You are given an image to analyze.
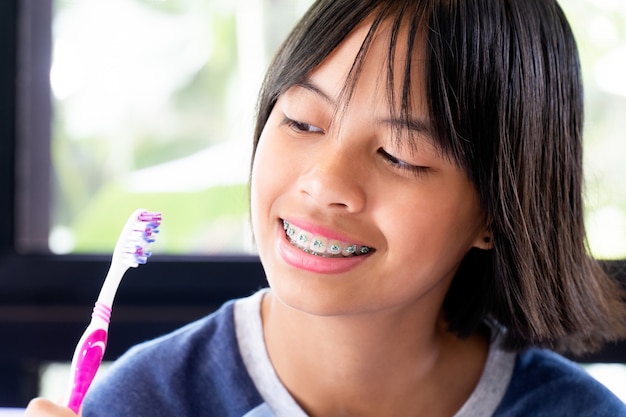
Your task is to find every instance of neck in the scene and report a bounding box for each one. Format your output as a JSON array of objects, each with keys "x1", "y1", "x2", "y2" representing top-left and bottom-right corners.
[{"x1": 261, "y1": 291, "x2": 489, "y2": 417}]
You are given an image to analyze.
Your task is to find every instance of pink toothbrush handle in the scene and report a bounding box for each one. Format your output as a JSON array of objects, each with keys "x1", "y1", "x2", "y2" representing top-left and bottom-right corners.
[{"x1": 67, "y1": 328, "x2": 108, "y2": 413}]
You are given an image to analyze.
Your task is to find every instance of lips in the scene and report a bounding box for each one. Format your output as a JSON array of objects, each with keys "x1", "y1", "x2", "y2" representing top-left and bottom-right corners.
[{"x1": 282, "y1": 219, "x2": 374, "y2": 258}]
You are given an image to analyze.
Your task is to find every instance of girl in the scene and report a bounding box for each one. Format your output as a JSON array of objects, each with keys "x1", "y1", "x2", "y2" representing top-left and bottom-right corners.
[{"x1": 26, "y1": 0, "x2": 626, "y2": 415}]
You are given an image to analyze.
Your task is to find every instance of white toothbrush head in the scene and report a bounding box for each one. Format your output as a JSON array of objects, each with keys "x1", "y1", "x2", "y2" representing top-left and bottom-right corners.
[{"x1": 112, "y1": 208, "x2": 162, "y2": 268}]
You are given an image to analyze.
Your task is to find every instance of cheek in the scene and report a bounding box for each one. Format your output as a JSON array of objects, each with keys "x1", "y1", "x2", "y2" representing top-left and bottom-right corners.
[
  {"x1": 250, "y1": 136, "x2": 273, "y2": 224},
  {"x1": 250, "y1": 125, "x2": 290, "y2": 230},
  {"x1": 379, "y1": 189, "x2": 483, "y2": 261}
]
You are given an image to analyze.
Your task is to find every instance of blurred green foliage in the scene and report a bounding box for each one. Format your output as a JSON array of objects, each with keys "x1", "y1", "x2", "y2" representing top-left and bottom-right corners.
[{"x1": 70, "y1": 183, "x2": 250, "y2": 254}]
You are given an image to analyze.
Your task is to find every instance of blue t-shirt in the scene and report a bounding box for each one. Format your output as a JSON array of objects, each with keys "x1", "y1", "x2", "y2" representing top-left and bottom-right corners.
[{"x1": 83, "y1": 291, "x2": 626, "y2": 416}]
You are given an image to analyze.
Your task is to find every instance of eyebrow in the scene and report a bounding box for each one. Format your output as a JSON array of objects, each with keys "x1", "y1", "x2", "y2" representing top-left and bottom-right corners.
[
  {"x1": 293, "y1": 78, "x2": 434, "y2": 138},
  {"x1": 293, "y1": 79, "x2": 336, "y2": 106},
  {"x1": 380, "y1": 117, "x2": 432, "y2": 136}
]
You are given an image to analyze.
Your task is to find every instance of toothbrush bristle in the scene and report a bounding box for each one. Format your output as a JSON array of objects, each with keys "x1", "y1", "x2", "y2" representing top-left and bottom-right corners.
[{"x1": 121, "y1": 210, "x2": 162, "y2": 266}]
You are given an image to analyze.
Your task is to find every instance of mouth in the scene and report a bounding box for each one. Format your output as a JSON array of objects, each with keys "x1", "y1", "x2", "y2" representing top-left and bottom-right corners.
[{"x1": 282, "y1": 219, "x2": 374, "y2": 258}]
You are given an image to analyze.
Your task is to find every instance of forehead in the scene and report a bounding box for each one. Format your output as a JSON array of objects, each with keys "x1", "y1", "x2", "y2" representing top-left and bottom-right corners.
[{"x1": 306, "y1": 16, "x2": 428, "y2": 112}]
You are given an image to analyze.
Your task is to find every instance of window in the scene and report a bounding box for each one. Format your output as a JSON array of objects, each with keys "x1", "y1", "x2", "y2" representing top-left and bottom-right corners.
[
  {"x1": 562, "y1": 0, "x2": 626, "y2": 260},
  {"x1": 20, "y1": 0, "x2": 314, "y2": 256}
]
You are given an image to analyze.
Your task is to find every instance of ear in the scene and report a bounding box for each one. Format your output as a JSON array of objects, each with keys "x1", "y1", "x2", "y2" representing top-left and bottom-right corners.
[{"x1": 472, "y1": 227, "x2": 493, "y2": 250}]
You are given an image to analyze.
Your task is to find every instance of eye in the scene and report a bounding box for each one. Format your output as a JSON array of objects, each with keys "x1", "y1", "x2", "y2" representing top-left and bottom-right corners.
[
  {"x1": 281, "y1": 116, "x2": 325, "y2": 134},
  {"x1": 377, "y1": 148, "x2": 430, "y2": 177}
]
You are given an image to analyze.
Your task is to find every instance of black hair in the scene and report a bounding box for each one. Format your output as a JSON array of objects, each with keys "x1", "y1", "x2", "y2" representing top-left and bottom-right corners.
[{"x1": 252, "y1": 0, "x2": 626, "y2": 355}]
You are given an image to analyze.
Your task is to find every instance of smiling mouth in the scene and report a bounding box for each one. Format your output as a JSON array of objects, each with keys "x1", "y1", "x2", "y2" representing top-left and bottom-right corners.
[{"x1": 282, "y1": 220, "x2": 374, "y2": 258}]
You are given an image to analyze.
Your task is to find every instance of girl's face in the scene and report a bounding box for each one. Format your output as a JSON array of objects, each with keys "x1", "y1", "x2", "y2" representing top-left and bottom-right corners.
[{"x1": 250, "y1": 20, "x2": 490, "y2": 319}]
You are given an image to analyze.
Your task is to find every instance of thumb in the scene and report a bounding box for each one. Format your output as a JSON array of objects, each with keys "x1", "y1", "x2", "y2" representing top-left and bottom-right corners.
[{"x1": 24, "y1": 398, "x2": 80, "y2": 417}]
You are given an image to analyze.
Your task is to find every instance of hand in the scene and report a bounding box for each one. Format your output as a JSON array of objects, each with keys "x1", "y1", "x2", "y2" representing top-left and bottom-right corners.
[{"x1": 24, "y1": 398, "x2": 80, "y2": 417}]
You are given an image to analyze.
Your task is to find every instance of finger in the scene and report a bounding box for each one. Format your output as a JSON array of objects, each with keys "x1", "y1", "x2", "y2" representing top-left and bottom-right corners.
[{"x1": 24, "y1": 398, "x2": 79, "y2": 417}]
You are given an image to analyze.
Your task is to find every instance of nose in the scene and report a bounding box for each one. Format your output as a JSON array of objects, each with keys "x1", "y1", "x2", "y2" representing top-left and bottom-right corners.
[{"x1": 297, "y1": 146, "x2": 367, "y2": 213}]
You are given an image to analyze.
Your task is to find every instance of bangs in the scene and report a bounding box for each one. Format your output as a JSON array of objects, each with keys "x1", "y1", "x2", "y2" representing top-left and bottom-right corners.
[{"x1": 333, "y1": 3, "x2": 468, "y2": 167}]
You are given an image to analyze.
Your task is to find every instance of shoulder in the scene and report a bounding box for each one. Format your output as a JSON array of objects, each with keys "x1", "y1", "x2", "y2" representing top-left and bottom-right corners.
[
  {"x1": 495, "y1": 348, "x2": 626, "y2": 417},
  {"x1": 83, "y1": 296, "x2": 265, "y2": 417},
  {"x1": 110, "y1": 298, "x2": 238, "y2": 369}
]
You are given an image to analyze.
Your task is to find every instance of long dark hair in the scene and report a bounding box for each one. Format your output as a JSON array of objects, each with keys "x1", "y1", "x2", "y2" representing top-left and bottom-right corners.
[{"x1": 252, "y1": 0, "x2": 626, "y2": 355}]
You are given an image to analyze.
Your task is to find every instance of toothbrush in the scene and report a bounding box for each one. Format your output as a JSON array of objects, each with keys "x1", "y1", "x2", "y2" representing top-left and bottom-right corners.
[{"x1": 65, "y1": 208, "x2": 162, "y2": 413}]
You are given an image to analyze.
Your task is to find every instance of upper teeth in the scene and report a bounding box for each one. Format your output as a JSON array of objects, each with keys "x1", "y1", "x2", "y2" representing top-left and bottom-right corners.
[{"x1": 283, "y1": 220, "x2": 372, "y2": 257}]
